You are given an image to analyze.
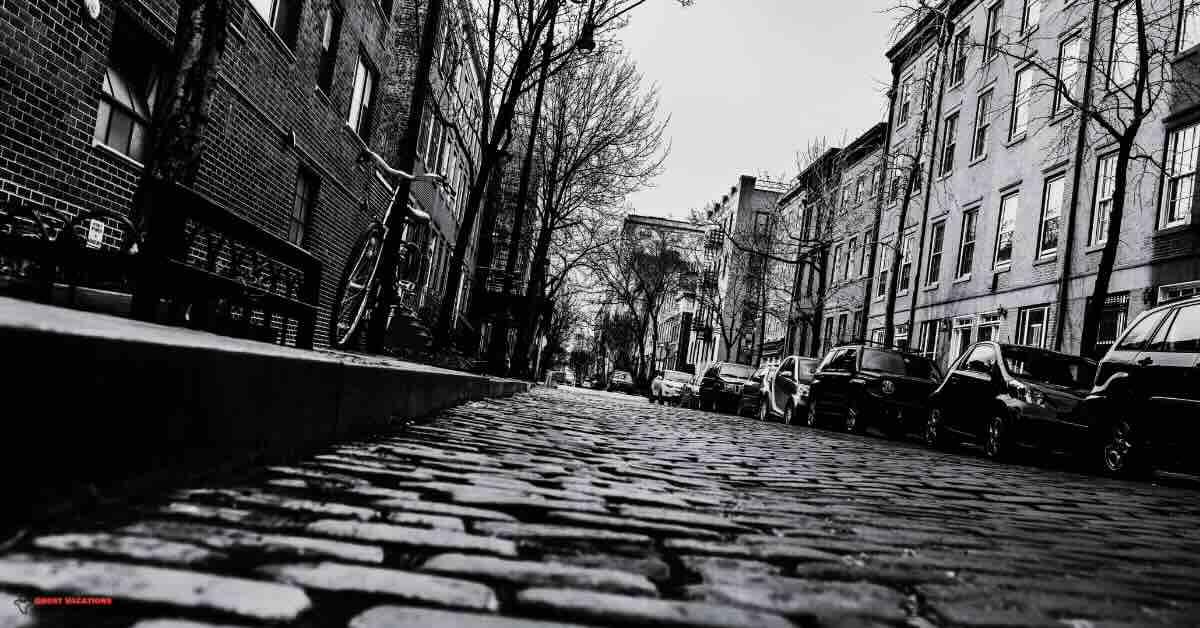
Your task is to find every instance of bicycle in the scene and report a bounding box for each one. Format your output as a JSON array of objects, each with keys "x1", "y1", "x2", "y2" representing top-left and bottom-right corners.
[
  {"x1": 330, "y1": 126, "x2": 449, "y2": 348},
  {"x1": 0, "y1": 198, "x2": 141, "y2": 300}
]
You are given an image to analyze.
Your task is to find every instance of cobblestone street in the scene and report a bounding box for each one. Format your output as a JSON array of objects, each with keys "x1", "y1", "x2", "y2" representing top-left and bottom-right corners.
[{"x1": 4, "y1": 387, "x2": 1200, "y2": 628}]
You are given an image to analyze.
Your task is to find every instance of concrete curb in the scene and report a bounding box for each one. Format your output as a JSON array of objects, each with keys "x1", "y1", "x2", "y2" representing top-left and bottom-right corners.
[{"x1": 0, "y1": 297, "x2": 531, "y2": 517}]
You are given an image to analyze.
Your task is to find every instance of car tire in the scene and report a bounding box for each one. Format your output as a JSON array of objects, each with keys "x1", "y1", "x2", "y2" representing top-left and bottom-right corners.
[
  {"x1": 983, "y1": 415, "x2": 1009, "y2": 461},
  {"x1": 924, "y1": 407, "x2": 947, "y2": 449},
  {"x1": 1099, "y1": 418, "x2": 1149, "y2": 478},
  {"x1": 844, "y1": 398, "x2": 863, "y2": 434}
]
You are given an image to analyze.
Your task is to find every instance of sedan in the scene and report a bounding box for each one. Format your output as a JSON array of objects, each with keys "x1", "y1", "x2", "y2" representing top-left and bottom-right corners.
[
  {"x1": 926, "y1": 342, "x2": 1096, "y2": 460},
  {"x1": 650, "y1": 369, "x2": 693, "y2": 405},
  {"x1": 758, "y1": 355, "x2": 818, "y2": 423},
  {"x1": 736, "y1": 365, "x2": 771, "y2": 417}
]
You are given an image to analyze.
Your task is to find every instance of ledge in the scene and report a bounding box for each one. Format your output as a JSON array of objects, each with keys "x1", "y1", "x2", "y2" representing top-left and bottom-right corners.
[{"x1": 1, "y1": 297, "x2": 531, "y2": 515}]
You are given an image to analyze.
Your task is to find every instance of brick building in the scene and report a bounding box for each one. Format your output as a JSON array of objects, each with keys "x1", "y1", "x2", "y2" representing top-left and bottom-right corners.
[
  {"x1": 867, "y1": 0, "x2": 1200, "y2": 369},
  {"x1": 0, "y1": 0, "x2": 479, "y2": 345}
]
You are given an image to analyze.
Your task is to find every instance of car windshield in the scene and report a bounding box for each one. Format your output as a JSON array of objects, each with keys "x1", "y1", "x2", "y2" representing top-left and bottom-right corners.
[
  {"x1": 663, "y1": 370, "x2": 691, "y2": 383},
  {"x1": 861, "y1": 348, "x2": 939, "y2": 380},
  {"x1": 1001, "y1": 346, "x2": 1095, "y2": 389},
  {"x1": 796, "y1": 359, "x2": 817, "y2": 378},
  {"x1": 720, "y1": 364, "x2": 757, "y2": 379}
]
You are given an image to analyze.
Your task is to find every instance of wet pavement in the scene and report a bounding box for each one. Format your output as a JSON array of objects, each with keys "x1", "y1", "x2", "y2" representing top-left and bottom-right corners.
[{"x1": 3, "y1": 386, "x2": 1200, "y2": 627}]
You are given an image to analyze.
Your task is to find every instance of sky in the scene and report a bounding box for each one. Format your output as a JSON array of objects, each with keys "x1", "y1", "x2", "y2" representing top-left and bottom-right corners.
[{"x1": 617, "y1": 0, "x2": 898, "y2": 220}]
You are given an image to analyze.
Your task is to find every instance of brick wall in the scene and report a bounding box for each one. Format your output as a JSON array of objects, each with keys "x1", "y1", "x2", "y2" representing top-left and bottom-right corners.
[{"x1": 0, "y1": 0, "x2": 473, "y2": 347}]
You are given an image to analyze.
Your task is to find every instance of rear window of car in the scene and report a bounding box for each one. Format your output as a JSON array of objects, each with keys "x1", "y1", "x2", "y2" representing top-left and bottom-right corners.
[
  {"x1": 796, "y1": 358, "x2": 818, "y2": 378},
  {"x1": 861, "y1": 348, "x2": 938, "y2": 380},
  {"x1": 720, "y1": 364, "x2": 757, "y2": 379},
  {"x1": 1001, "y1": 346, "x2": 1095, "y2": 389}
]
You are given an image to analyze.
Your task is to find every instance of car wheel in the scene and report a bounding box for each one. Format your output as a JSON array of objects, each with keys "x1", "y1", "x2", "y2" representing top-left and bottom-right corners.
[
  {"x1": 924, "y1": 407, "x2": 946, "y2": 448},
  {"x1": 1100, "y1": 419, "x2": 1147, "y2": 477},
  {"x1": 784, "y1": 400, "x2": 796, "y2": 425},
  {"x1": 844, "y1": 399, "x2": 862, "y2": 434},
  {"x1": 983, "y1": 415, "x2": 1008, "y2": 460}
]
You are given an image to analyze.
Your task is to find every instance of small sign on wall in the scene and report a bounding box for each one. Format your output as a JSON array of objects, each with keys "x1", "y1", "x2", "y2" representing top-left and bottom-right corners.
[{"x1": 86, "y1": 219, "x2": 105, "y2": 249}]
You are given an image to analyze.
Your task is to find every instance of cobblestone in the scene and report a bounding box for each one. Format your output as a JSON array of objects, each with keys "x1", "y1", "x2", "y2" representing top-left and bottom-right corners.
[{"x1": 5, "y1": 387, "x2": 1200, "y2": 626}]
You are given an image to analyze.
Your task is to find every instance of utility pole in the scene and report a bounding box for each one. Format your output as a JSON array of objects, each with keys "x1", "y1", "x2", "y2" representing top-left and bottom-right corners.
[
  {"x1": 366, "y1": 0, "x2": 445, "y2": 352},
  {"x1": 489, "y1": 1, "x2": 559, "y2": 373}
]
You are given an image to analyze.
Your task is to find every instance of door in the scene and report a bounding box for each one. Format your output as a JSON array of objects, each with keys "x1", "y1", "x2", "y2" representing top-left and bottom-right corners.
[
  {"x1": 946, "y1": 343, "x2": 1000, "y2": 436},
  {"x1": 772, "y1": 357, "x2": 797, "y2": 414},
  {"x1": 1135, "y1": 304, "x2": 1200, "y2": 460},
  {"x1": 819, "y1": 348, "x2": 858, "y2": 412}
]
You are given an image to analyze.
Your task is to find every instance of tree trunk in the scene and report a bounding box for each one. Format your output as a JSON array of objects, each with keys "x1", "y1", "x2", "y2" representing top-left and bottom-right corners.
[
  {"x1": 1080, "y1": 141, "x2": 1133, "y2": 357},
  {"x1": 511, "y1": 212, "x2": 554, "y2": 376}
]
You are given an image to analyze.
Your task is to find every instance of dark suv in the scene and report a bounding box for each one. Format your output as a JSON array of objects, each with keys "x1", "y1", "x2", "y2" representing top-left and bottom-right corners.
[
  {"x1": 697, "y1": 361, "x2": 758, "y2": 413},
  {"x1": 806, "y1": 343, "x2": 942, "y2": 436},
  {"x1": 926, "y1": 342, "x2": 1096, "y2": 460},
  {"x1": 1082, "y1": 294, "x2": 1200, "y2": 476}
]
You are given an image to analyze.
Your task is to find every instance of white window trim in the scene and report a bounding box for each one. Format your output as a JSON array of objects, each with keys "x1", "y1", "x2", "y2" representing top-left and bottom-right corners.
[
  {"x1": 1038, "y1": 175, "x2": 1066, "y2": 258},
  {"x1": 1160, "y1": 280, "x2": 1200, "y2": 302}
]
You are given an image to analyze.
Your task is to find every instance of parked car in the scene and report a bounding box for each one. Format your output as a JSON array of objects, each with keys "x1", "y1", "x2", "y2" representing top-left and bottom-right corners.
[
  {"x1": 807, "y1": 343, "x2": 941, "y2": 435},
  {"x1": 736, "y1": 365, "x2": 772, "y2": 417},
  {"x1": 650, "y1": 369, "x2": 693, "y2": 405},
  {"x1": 758, "y1": 355, "x2": 819, "y2": 423},
  {"x1": 680, "y1": 368, "x2": 705, "y2": 409},
  {"x1": 1081, "y1": 294, "x2": 1200, "y2": 476},
  {"x1": 925, "y1": 342, "x2": 1096, "y2": 460},
  {"x1": 697, "y1": 362, "x2": 758, "y2": 413},
  {"x1": 607, "y1": 370, "x2": 636, "y2": 394},
  {"x1": 548, "y1": 370, "x2": 575, "y2": 386}
]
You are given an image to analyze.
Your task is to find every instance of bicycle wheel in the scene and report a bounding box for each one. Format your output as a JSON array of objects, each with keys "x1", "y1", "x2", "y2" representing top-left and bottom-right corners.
[{"x1": 330, "y1": 225, "x2": 384, "y2": 347}]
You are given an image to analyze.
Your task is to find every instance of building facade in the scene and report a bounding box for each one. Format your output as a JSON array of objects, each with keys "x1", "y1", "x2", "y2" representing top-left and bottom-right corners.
[
  {"x1": 694, "y1": 175, "x2": 788, "y2": 367},
  {"x1": 0, "y1": 0, "x2": 479, "y2": 345},
  {"x1": 867, "y1": 0, "x2": 1200, "y2": 371}
]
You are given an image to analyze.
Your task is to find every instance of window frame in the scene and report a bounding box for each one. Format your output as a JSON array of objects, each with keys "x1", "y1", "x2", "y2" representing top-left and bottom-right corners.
[
  {"x1": 899, "y1": 73, "x2": 914, "y2": 125},
  {"x1": 1162, "y1": 121, "x2": 1199, "y2": 229},
  {"x1": 316, "y1": 3, "x2": 343, "y2": 94},
  {"x1": 1038, "y1": 174, "x2": 1066, "y2": 258},
  {"x1": 1053, "y1": 34, "x2": 1081, "y2": 117},
  {"x1": 1015, "y1": 305, "x2": 1051, "y2": 348},
  {"x1": 984, "y1": 1, "x2": 1003, "y2": 61},
  {"x1": 950, "y1": 28, "x2": 970, "y2": 86},
  {"x1": 926, "y1": 220, "x2": 946, "y2": 286},
  {"x1": 972, "y1": 89, "x2": 993, "y2": 160},
  {"x1": 1109, "y1": 1, "x2": 1138, "y2": 89},
  {"x1": 1091, "y1": 152, "x2": 1117, "y2": 245},
  {"x1": 1010, "y1": 65, "x2": 1032, "y2": 140},
  {"x1": 348, "y1": 52, "x2": 378, "y2": 138},
  {"x1": 249, "y1": 0, "x2": 301, "y2": 49},
  {"x1": 941, "y1": 111, "x2": 959, "y2": 176},
  {"x1": 994, "y1": 191, "x2": 1019, "y2": 269},
  {"x1": 898, "y1": 233, "x2": 915, "y2": 294},
  {"x1": 1020, "y1": 0, "x2": 1041, "y2": 34},
  {"x1": 957, "y1": 208, "x2": 978, "y2": 279},
  {"x1": 289, "y1": 167, "x2": 319, "y2": 246},
  {"x1": 1180, "y1": 0, "x2": 1200, "y2": 52}
]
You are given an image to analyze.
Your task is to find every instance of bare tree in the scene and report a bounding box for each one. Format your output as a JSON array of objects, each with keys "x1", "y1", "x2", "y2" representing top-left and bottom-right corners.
[{"x1": 432, "y1": 0, "x2": 691, "y2": 346}]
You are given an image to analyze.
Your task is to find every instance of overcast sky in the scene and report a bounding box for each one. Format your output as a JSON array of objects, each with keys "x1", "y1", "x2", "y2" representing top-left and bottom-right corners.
[{"x1": 618, "y1": 0, "x2": 897, "y2": 219}]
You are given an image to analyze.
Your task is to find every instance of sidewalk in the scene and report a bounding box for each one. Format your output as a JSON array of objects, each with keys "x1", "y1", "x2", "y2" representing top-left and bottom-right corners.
[{"x1": 0, "y1": 297, "x2": 530, "y2": 520}]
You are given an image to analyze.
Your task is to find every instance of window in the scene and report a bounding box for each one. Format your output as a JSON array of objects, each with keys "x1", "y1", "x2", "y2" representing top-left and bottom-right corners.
[
  {"x1": 317, "y1": 4, "x2": 343, "y2": 93},
  {"x1": 963, "y1": 344, "x2": 998, "y2": 374},
  {"x1": 1114, "y1": 308, "x2": 1169, "y2": 351},
  {"x1": 93, "y1": 21, "x2": 159, "y2": 163},
  {"x1": 1160, "y1": 280, "x2": 1200, "y2": 302},
  {"x1": 899, "y1": 74, "x2": 913, "y2": 124},
  {"x1": 972, "y1": 90, "x2": 992, "y2": 160},
  {"x1": 830, "y1": 347, "x2": 858, "y2": 371},
  {"x1": 895, "y1": 323, "x2": 910, "y2": 349},
  {"x1": 926, "y1": 221, "x2": 945, "y2": 285},
  {"x1": 249, "y1": 0, "x2": 301, "y2": 48},
  {"x1": 1150, "y1": 304, "x2": 1200, "y2": 352},
  {"x1": 1091, "y1": 153, "x2": 1117, "y2": 244},
  {"x1": 1094, "y1": 292, "x2": 1131, "y2": 354},
  {"x1": 898, "y1": 234, "x2": 914, "y2": 292},
  {"x1": 851, "y1": 310, "x2": 863, "y2": 341},
  {"x1": 918, "y1": 320, "x2": 941, "y2": 359},
  {"x1": 754, "y1": 212, "x2": 769, "y2": 238},
  {"x1": 876, "y1": 243, "x2": 891, "y2": 298},
  {"x1": 950, "y1": 316, "x2": 974, "y2": 363},
  {"x1": 1110, "y1": 2, "x2": 1137, "y2": 87},
  {"x1": 845, "y1": 237, "x2": 857, "y2": 281},
  {"x1": 823, "y1": 316, "x2": 835, "y2": 355},
  {"x1": 1020, "y1": 0, "x2": 1041, "y2": 33},
  {"x1": 985, "y1": 2, "x2": 1003, "y2": 60},
  {"x1": 837, "y1": 313, "x2": 849, "y2": 343},
  {"x1": 1053, "y1": 35, "x2": 1081, "y2": 117},
  {"x1": 1038, "y1": 175, "x2": 1065, "y2": 257},
  {"x1": 831, "y1": 244, "x2": 843, "y2": 285},
  {"x1": 1182, "y1": 0, "x2": 1200, "y2": 51},
  {"x1": 1016, "y1": 305, "x2": 1050, "y2": 348},
  {"x1": 923, "y1": 56, "x2": 937, "y2": 111},
  {"x1": 1164, "y1": 122, "x2": 1199, "y2": 228},
  {"x1": 957, "y1": 209, "x2": 977, "y2": 278},
  {"x1": 941, "y1": 112, "x2": 959, "y2": 176},
  {"x1": 977, "y1": 312, "x2": 1002, "y2": 341},
  {"x1": 859, "y1": 233, "x2": 870, "y2": 277},
  {"x1": 348, "y1": 54, "x2": 377, "y2": 137},
  {"x1": 870, "y1": 166, "x2": 881, "y2": 196},
  {"x1": 289, "y1": 168, "x2": 318, "y2": 245},
  {"x1": 439, "y1": 20, "x2": 459, "y2": 83},
  {"x1": 870, "y1": 328, "x2": 885, "y2": 344},
  {"x1": 950, "y1": 28, "x2": 969, "y2": 85},
  {"x1": 995, "y1": 192, "x2": 1018, "y2": 267},
  {"x1": 1010, "y1": 66, "x2": 1032, "y2": 139}
]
